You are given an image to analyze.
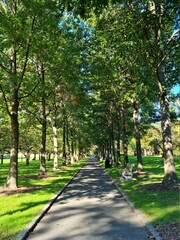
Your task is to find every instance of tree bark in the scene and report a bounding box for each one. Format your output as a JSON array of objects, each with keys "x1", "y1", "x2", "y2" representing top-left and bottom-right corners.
[
  {"x1": 111, "y1": 123, "x2": 116, "y2": 164},
  {"x1": 39, "y1": 65, "x2": 47, "y2": 175},
  {"x1": 66, "y1": 121, "x2": 71, "y2": 164},
  {"x1": 116, "y1": 121, "x2": 121, "y2": 164},
  {"x1": 25, "y1": 149, "x2": 30, "y2": 166},
  {"x1": 157, "y1": 69, "x2": 179, "y2": 186},
  {"x1": 47, "y1": 116, "x2": 59, "y2": 170},
  {"x1": 132, "y1": 99, "x2": 143, "y2": 172},
  {"x1": 53, "y1": 124, "x2": 58, "y2": 170},
  {"x1": 120, "y1": 105, "x2": 129, "y2": 167},
  {"x1": 70, "y1": 127, "x2": 75, "y2": 163},
  {"x1": 1, "y1": 153, "x2": 3, "y2": 164},
  {"x1": 6, "y1": 87, "x2": 19, "y2": 189},
  {"x1": 62, "y1": 119, "x2": 67, "y2": 165}
]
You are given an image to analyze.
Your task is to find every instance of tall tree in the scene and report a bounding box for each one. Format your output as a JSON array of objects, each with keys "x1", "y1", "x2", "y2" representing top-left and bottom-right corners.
[
  {"x1": 0, "y1": 0, "x2": 61, "y2": 187},
  {"x1": 0, "y1": 1, "x2": 37, "y2": 188},
  {"x1": 131, "y1": 0, "x2": 179, "y2": 186}
]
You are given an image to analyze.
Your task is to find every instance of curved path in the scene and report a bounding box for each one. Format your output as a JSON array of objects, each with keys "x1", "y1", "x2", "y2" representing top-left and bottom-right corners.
[{"x1": 25, "y1": 157, "x2": 152, "y2": 240}]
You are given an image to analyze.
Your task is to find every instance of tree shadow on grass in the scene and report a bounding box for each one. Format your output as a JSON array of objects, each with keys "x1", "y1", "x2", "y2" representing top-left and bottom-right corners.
[
  {"x1": 0, "y1": 186, "x2": 43, "y2": 196},
  {"x1": 0, "y1": 199, "x2": 48, "y2": 217},
  {"x1": 20, "y1": 174, "x2": 59, "y2": 179},
  {"x1": 139, "y1": 182, "x2": 180, "y2": 191}
]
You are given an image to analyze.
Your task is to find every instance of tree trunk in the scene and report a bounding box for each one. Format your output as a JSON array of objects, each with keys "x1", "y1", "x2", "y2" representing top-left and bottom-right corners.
[
  {"x1": 121, "y1": 105, "x2": 129, "y2": 167},
  {"x1": 109, "y1": 133, "x2": 112, "y2": 161},
  {"x1": 117, "y1": 119, "x2": 121, "y2": 164},
  {"x1": 70, "y1": 127, "x2": 75, "y2": 163},
  {"x1": 66, "y1": 121, "x2": 71, "y2": 164},
  {"x1": 111, "y1": 123, "x2": 116, "y2": 164},
  {"x1": 106, "y1": 139, "x2": 110, "y2": 159},
  {"x1": 6, "y1": 87, "x2": 19, "y2": 189},
  {"x1": 62, "y1": 119, "x2": 67, "y2": 165},
  {"x1": 102, "y1": 144, "x2": 106, "y2": 160},
  {"x1": 32, "y1": 153, "x2": 36, "y2": 160},
  {"x1": 53, "y1": 124, "x2": 58, "y2": 170},
  {"x1": 1, "y1": 150, "x2": 4, "y2": 164},
  {"x1": 157, "y1": 69, "x2": 179, "y2": 187},
  {"x1": 39, "y1": 111, "x2": 47, "y2": 175},
  {"x1": 132, "y1": 99, "x2": 143, "y2": 172},
  {"x1": 25, "y1": 149, "x2": 30, "y2": 166},
  {"x1": 39, "y1": 66, "x2": 47, "y2": 175},
  {"x1": 48, "y1": 116, "x2": 59, "y2": 170}
]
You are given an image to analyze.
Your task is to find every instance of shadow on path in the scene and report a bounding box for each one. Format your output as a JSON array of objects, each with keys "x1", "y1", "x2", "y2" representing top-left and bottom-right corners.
[{"x1": 26, "y1": 157, "x2": 150, "y2": 240}]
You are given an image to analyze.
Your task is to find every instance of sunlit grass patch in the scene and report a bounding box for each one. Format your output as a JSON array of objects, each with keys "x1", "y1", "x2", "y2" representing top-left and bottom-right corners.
[
  {"x1": 103, "y1": 156, "x2": 180, "y2": 226},
  {"x1": 0, "y1": 158, "x2": 87, "y2": 240}
]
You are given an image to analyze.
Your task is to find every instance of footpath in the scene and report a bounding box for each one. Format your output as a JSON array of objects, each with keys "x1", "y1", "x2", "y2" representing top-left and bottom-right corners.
[{"x1": 18, "y1": 156, "x2": 160, "y2": 240}]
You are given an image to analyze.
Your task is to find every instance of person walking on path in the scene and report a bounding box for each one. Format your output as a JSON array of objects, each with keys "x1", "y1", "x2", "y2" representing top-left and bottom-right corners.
[{"x1": 22, "y1": 156, "x2": 154, "y2": 240}]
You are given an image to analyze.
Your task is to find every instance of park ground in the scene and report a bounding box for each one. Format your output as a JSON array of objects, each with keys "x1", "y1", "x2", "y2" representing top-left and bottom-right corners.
[{"x1": 0, "y1": 156, "x2": 179, "y2": 240}]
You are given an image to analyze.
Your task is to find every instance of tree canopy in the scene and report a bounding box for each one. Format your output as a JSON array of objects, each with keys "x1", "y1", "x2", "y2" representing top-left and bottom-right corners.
[{"x1": 0, "y1": 0, "x2": 179, "y2": 189}]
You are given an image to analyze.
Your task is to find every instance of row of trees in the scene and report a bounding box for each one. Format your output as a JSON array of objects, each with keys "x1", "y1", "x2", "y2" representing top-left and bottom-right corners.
[
  {"x1": 0, "y1": 0, "x2": 179, "y2": 189},
  {"x1": 0, "y1": 1, "x2": 94, "y2": 189},
  {"x1": 87, "y1": 1, "x2": 179, "y2": 187}
]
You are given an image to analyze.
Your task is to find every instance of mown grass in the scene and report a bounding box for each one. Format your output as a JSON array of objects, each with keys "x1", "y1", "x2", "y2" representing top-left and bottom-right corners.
[
  {"x1": 0, "y1": 158, "x2": 87, "y2": 240},
  {"x1": 102, "y1": 156, "x2": 180, "y2": 227}
]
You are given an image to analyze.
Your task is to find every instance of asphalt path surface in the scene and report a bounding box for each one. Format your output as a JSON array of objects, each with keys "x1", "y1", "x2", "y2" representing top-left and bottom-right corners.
[{"x1": 27, "y1": 157, "x2": 150, "y2": 240}]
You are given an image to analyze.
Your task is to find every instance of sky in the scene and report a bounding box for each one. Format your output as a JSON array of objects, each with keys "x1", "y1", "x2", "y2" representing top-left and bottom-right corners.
[{"x1": 171, "y1": 84, "x2": 180, "y2": 94}]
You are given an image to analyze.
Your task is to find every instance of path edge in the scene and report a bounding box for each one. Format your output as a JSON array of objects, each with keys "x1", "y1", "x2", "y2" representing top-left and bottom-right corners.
[{"x1": 16, "y1": 160, "x2": 87, "y2": 240}]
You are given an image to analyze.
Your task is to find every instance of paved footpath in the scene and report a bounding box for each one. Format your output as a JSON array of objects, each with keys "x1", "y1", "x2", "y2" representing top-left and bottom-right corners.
[{"x1": 26, "y1": 157, "x2": 151, "y2": 240}]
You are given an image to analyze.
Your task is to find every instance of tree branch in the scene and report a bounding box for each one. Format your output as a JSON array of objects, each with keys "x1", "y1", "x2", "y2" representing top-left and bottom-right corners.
[
  {"x1": 0, "y1": 83, "x2": 11, "y2": 116},
  {"x1": 165, "y1": 29, "x2": 179, "y2": 47},
  {"x1": 18, "y1": 15, "x2": 36, "y2": 89},
  {"x1": 0, "y1": 62, "x2": 11, "y2": 74},
  {"x1": 19, "y1": 80, "x2": 40, "y2": 100}
]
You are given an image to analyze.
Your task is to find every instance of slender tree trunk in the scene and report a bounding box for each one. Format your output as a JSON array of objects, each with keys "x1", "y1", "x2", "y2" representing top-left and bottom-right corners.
[
  {"x1": 109, "y1": 134, "x2": 112, "y2": 160},
  {"x1": 157, "y1": 69, "x2": 179, "y2": 186},
  {"x1": 1, "y1": 153, "x2": 3, "y2": 164},
  {"x1": 106, "y1": 139, "x2": 110, "y2": 159},
  {"x1": 121, "y1": 105, "x2": 129, "y2": 167},
  {"x1": 62, "y1": 119, "x2": 67, "y2": 165},
  {"x1": 53, "y1": 124, "x2": 58, "y2": 170},
  {"x1": 25, "y1": 149, "x2": 30, "y2": 166},
  {"x1": 74, "y1": 137, "x2": 77, "y2": 161},
  {"x1": 39, "y1": 104, "x2": 47, "y2": 175},
  {"x1": 70, "y1": 127, "x2": 75, "y2": 163},
  {"x1": 111, "y1": 123, "x2": 116, "y2": 164},
  {"x1": 32, "y1": 153, "x2": 36, "y2": 160},
  {"x1": 117, "y1": 121, "x2": 121, "y2": 164},
  {"x1": 66, "y1": 121, "x2": 71, "y2": 164},
  {"x1": 132, "y1": 99, "x2": 143, "y2": 172},
  {"x1": 102, "y1": 144, "x2": 106, "y2": 160},
  {"x1": 39, "y1": 66, "x2": 46, "y2": 175},
  {"x1": 75, "y1": 145, "x2": 79, "y2": 161},
  {"x1": 6, "y1": 81, "x2": 19, "y2": 189},
  {"x1": 47, "y1": 116, "x2": 59, "y2": 170}
]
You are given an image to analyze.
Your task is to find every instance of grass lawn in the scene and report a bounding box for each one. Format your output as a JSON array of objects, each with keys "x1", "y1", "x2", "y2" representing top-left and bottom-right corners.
[
  {"x1": 0, "y1": 156, "x2": 179, "y2": 239},
  {"x1": 0, "y1": 158, "x2": 88, "y2": 240},
  {"x1": 102, "y1": 156, "x2": 180, "y2": 227}
]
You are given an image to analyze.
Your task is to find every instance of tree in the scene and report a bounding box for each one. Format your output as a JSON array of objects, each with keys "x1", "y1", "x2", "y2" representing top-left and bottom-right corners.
[
  {"x1": 134, "y1": 0, "x2": 179, "y2": 186},
  {"x1": 0, "y1": 0, "x2": 61, "y2": 188},
  {"x1": 92, "y1": 1, "x2": 179, "y2": 186},
  {"x1": 0, "y1": 1, "x2": 38, "y2": 188}
]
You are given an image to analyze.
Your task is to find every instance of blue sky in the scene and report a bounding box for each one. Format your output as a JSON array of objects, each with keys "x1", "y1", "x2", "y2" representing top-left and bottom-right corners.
[{"x1": 172, "y1": 84, "x2": 180, "y2": 94}]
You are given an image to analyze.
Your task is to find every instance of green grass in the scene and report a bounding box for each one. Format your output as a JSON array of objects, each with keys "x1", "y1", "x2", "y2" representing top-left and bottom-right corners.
[
  {"x1": 1, "y1": 156, "x2": 179, "y2": 239},
  {"x1": 102, "y1": 156, "x2": 180, "y2": 227},
  {"x1": 0, "y1": 158, "x2": 87, "y2": 240}
]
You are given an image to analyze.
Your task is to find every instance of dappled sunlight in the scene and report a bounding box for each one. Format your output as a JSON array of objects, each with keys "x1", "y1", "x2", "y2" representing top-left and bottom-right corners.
[
  {"x1": 105, "y1": 156, "x2": 179, "y2": 228},
  {"x1": 0, "y1": 158, "x2": 87, "y2": 239},
  {"x1": 27, "y1": 158, "x2": 149, "y2": 240}
]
